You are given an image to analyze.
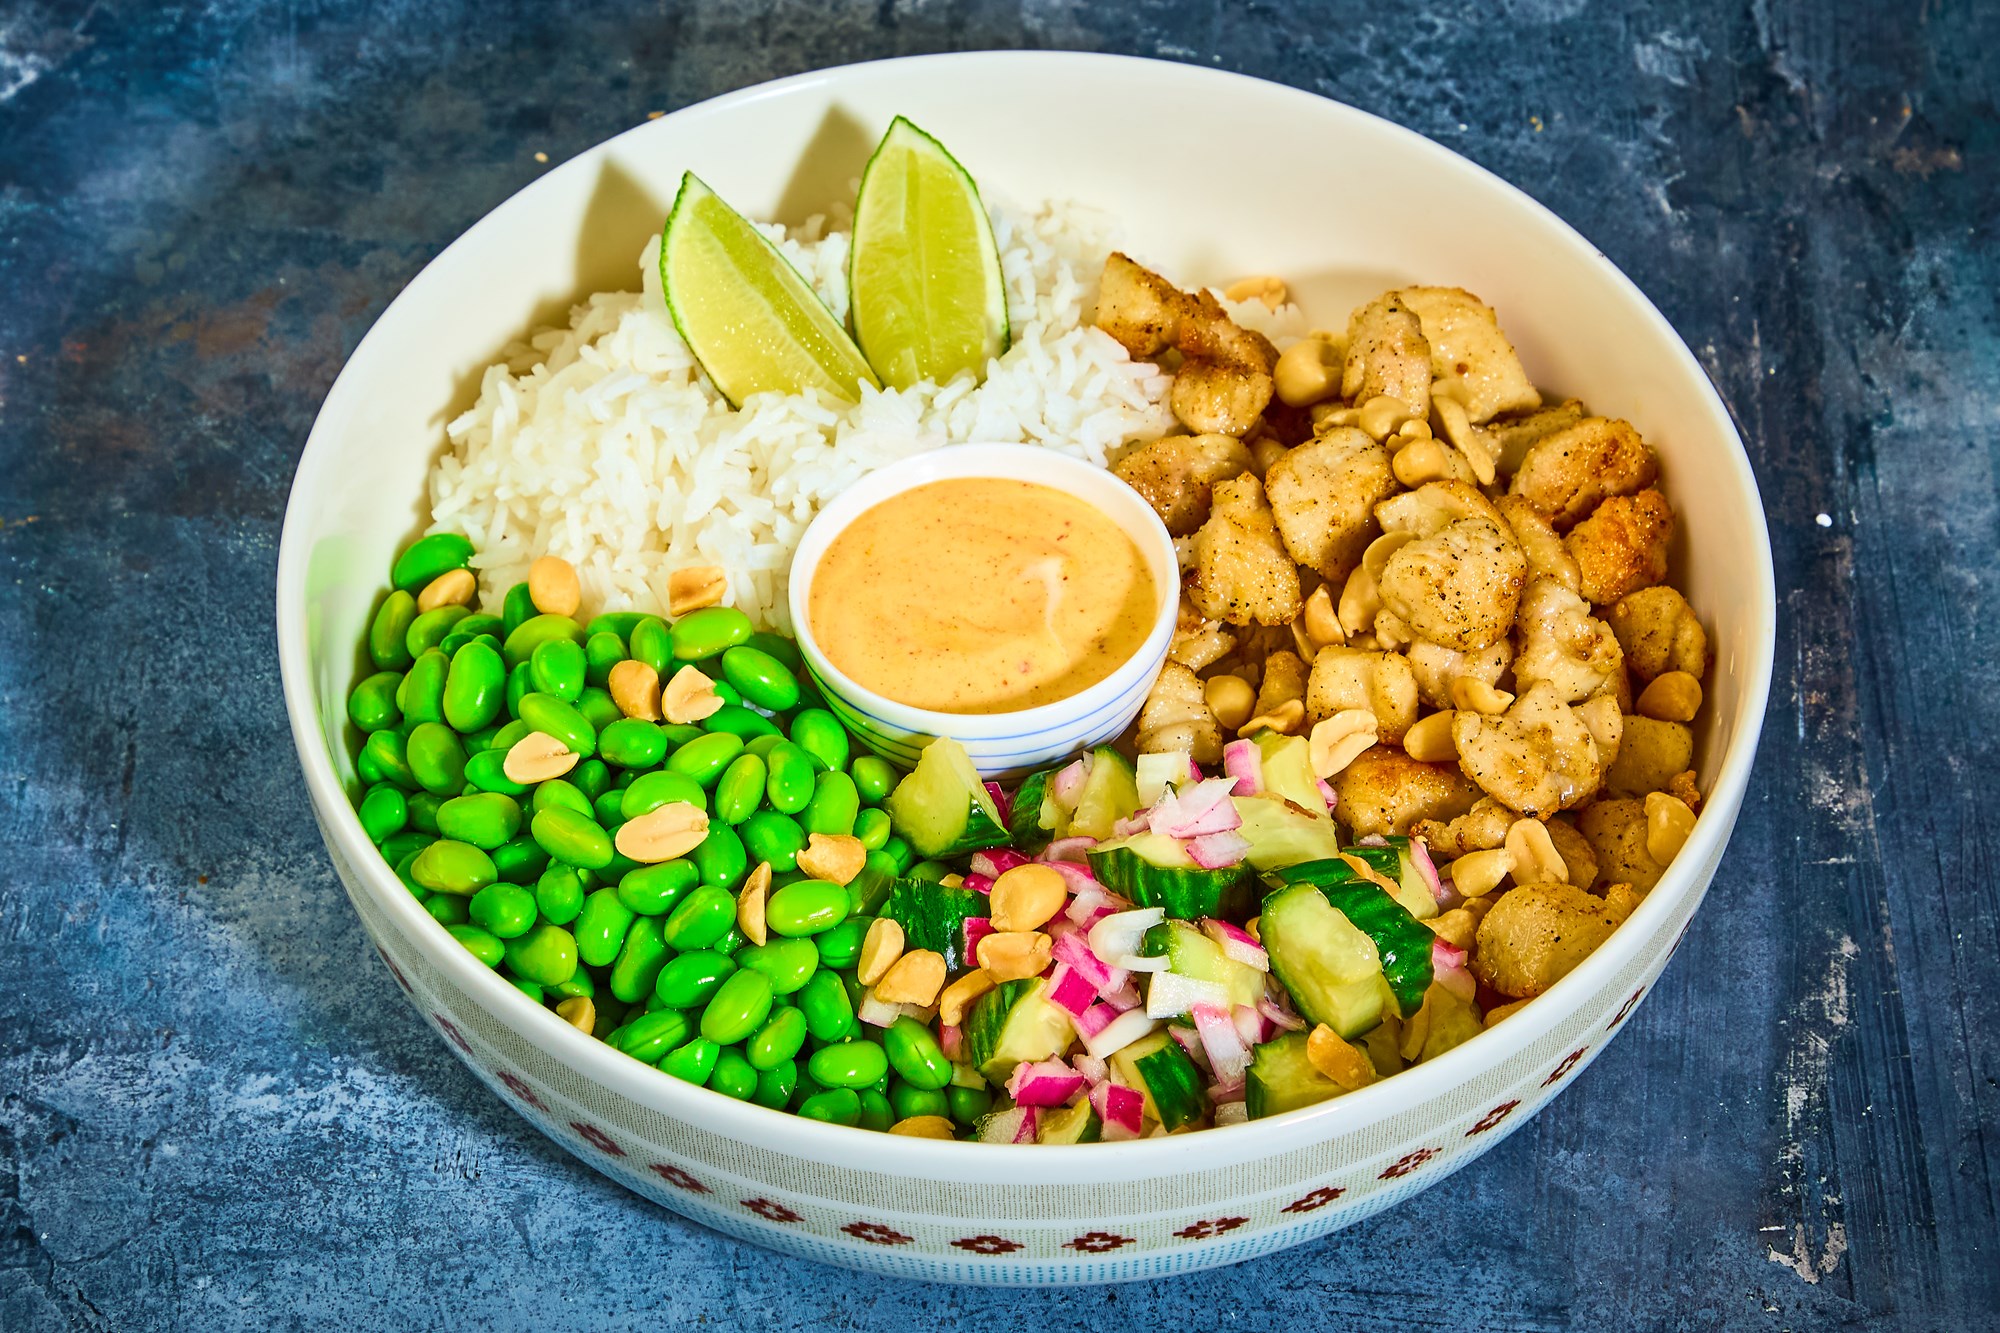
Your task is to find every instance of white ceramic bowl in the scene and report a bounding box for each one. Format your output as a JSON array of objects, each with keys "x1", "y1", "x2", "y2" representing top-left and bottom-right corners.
[
  {"x1": 277, "y1": 51, "x2": 1774, "y2": 1284},
  {"x1": 787, "y1": 443, "x2": 1180, "y2": 777}
]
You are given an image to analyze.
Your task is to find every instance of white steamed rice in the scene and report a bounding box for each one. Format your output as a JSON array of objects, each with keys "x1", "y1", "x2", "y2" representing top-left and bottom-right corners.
[{"x1": 427, "y1": 198, "x2": 1302, "y2": 632}]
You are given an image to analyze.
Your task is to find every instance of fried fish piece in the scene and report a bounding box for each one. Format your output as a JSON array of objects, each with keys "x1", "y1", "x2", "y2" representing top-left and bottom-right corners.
[{"x1": 1188, "y1": 474, "x2": 1303, "y2": 627}]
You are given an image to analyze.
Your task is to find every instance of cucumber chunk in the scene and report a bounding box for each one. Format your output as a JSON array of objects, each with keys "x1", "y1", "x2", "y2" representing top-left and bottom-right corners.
[
  {"x1": 1088, "y1": 834, "x2": 1253, "y2": 920},
  {"x1": 1141, "y1": 920, "x2": 1266, "y2": 1008},
  {"x1": 1007, "y1": 767, "x2": 1067, "y2": 855},
  {"x1": 1258, "y1": 883, "x2": 1385, "y2": 1038},
  {"x1": 963, "y1": 977, "x2": 1074, "y2": 1085},
  {"x1": 1109, "y1": 1029, "x2": 1209, "y2": 1131},
  {"x1": 1036, "y1": 1099, "x2": 1103, "y2": 1144},
  {"x1": 1067, "y1": 747, "x2": 1140, "y2": 840},
  {"x1": 882, "y1": 875, "x2": 986, "y2": 972},
  {"x1": 885, "y1": 737, "x2": 1008, "y2": 858},
  {"x1": 1245, "y1": 1031, "x2": 1347, "y2": 1119}
]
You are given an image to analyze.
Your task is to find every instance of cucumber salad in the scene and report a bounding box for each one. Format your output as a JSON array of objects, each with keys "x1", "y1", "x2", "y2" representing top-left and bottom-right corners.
[{"x1": 353, "y1": 115, "x2": 1716, "y2": 1142}]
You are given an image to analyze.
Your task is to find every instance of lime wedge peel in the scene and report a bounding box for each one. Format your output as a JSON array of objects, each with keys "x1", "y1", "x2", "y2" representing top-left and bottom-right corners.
[
  {"x1": 847, "y1": 116, "x2": 1011, "y2": 392},
  {"x1": 659, "y1": 173, "x2": 880, "y2": 408}
]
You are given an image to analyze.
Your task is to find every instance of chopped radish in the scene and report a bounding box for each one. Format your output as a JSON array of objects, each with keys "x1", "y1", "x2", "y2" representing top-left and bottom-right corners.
[
  {"x1": 970, "y1": 848, "x2": 1031, "y2": 880},
  {"x1": 1258, "y1": 996, "x2": 1306, "y2": 1031},
  {"x1": 1169, "y1": 1023, "x2": 1210, "y2": 1067},
  {"x1": 1043, "y1": 962, "x2": 1099, "y2": 1018},
  {"x1": 1043, "y1": 859, "x2": 1100, "y2": 899},
  {"x1": 983, "y1": 781, "x2": 1012, "y2": 826},
  {"x1": 1213, "y1": 1101, "x2": 1250, "y2": 1127},
  {"x1": 1188, "y1": 830, "x2": 1251, "y2": 869},
  {"x1": 1088, "y1": 907, "x2": 1164, "y2": 963},
  {"x1": 938, "y1": 1023, "x2": 964, "y2": 1061},
  {"x1": 1149, "y1": 777, "x2": 1242, "y2": 838},
  {"x1": 1192, "y1": 1002, "x2": 1253, "y2": 1087},
  {"x1": 1079, "y1": 1008, "x2": 1157, "y2": 1059},
  {"x1": 1221, "y1": 739, "x2": 1264, "y2": 796},
  {"x1": 1411, "y1": 837, "x2": 1447, "y2": 905},
  {"x1": 1073, "y1": 1053, "x2": 1108, "y2": 1086},
  {"x1": 1099, "y1": 976, "x2": 1143, "y2": 1012},
  {"x1": 963, "y1": 916, "x2": 994, "y2": 966},
  {"x1": 857, "y1": 989, "x2": 913, "y2": 1028},
  {"x1": 1231, "y1": 1003, "x2": 1274, "y2": 1047},
  {"x1": 1040, "y1": 835, "x2": 1099, "y2": 865},
  {"x1": 1201, "y1": 917, "x2": 1270, "y2": 970},
  {"x1": 1050, "y1": 755, "x2": 1090, "y2": 807},
  {"x1": 962, "y1": 872, "x2": 995, "y2": 896},
  {"x1": 1145, "y1": 971, "x2": 1233, "y2": 1018},
  {"x1": 1317, "y1": 779, "x2": 1339, "y2": 810},
  {"x1": 1007, "y1": 1060, "x2": 1086, "y2": 1107},
  {"x1": 1051, "y1": 929, "x2": 1124, "y2": 994},
  {"x1": 1073, "y1": 1001, "x2": 1121, "y2": 1038},
  {"x1": 1091, "y1": 1082, "x2": 1145, "y2": 1139},
  {"x1": 1111, "y1": 812, "x2": 1153, "y2": 839},
  {"x1": 1434, "y1": 937, "x2": 1476, "y2": 1002}
]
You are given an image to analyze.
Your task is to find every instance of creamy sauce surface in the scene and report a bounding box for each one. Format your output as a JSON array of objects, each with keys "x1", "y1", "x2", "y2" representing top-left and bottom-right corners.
[{"x1": 809, "y1": 478, "x2": 1157, "y2": 714}]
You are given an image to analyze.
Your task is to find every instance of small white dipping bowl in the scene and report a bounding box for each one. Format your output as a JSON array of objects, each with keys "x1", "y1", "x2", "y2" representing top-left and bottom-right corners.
[{"x1": 787, "y1": 443, "x2": 1179, "y2": 779}]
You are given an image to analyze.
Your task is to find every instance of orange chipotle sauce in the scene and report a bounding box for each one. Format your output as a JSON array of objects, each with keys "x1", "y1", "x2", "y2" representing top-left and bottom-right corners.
[{"x1": 808, "y1": 478, "x2": 1157, "y2": 714}]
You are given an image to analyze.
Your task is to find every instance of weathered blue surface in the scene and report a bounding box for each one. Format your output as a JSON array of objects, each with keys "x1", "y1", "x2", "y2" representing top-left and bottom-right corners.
[{"x1": 2, "y1": 1, "x2": 1994, "y2": 1328}]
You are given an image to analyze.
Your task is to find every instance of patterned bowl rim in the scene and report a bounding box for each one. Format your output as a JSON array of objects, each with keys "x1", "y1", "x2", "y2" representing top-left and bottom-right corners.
[{"x1": 276, "y1": 49, "x2": 1777, "y2": 1187}]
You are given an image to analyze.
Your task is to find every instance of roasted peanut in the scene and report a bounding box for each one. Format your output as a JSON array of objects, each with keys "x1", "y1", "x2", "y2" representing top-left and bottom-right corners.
[{"x1": 528, "y1": 554, "x2": 581, "y2": 617}]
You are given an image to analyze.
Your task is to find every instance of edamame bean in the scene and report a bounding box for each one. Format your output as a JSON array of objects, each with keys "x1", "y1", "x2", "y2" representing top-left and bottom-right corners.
[
  {"x1": 744, "y1": 733, "x2": 785, "y2": 760},
  {"x1": 576, "y1": 687, "x2": 622, "y2": 734},
  {"x1": 628, "y1": 616, "x2": 672, "y2": 675},
  {"x1": 744, "y1": 631, "x2": 802, "y2": 673},
  {"x1": 658, "y1": 723, "x2": 705, "y2": 748},
  {"x1": 796, "y1": 1087, "x2": 864, "y2": 1127},
  {"x1": 812, "y1": 915, "x2": 870, "y2": 970},
  {"x1": 570, "y1": 759, "x2": 611, "y2": 801},
  {"x1": 498, "y1": 581, "x2": 535, "y2": 636},
  {"x1": 460, "y1": 613, "x2": 504, "y2": 639},
  {"x1": 381, "y1": 829, "x2": 431, "y2": 867},
  {"x1": 405, "y1": 722, "x2": 466, "y2": 795},
  {"x1": 436, "y1": 792, "x2": 521, "y2": 849},
  {"x1": 801, "y1": 771, "x2": 859, "y2": 837},
  {"x1": 660, "y1": 1037, "x2": 719, "y2": 1086},
  {"x1": 447, "y1": 923, "x2": 505, "y2": 967},
  {"x1": 666, "y1": 731, "x2": 743, "y2": 787},
  {"x1": 348, "y1": 672, "x2": 404, "y2": 733},
  {"x1": 609, "y1": 916, "x2": 672, "y2": 1003},
  {"x1": 584, "y1": 631, "x2": 626, "y2": 688},
  {"x1": 712, "y1": 753, "x2": 768, "y2": 825},
  {"x1": 406, "y1": 605, "x2": 470, "y2": 658},
  {"x1": 808, "y1": 1040, "x2": 888, "y2": 1088},
  {"x1": 655, "y1": 950, "x2": 736, "y2": 1010},
  {"x1": 531, "y1": 779, "x2": 592, "y2": 818},
  {"x1": 549, "y1": 969, "x2": 594, "y2": 1001},
  {"x1": 660, "y1": 884, "x2": 735, "y2": 951},
  {"x1": 796, "y1": 969, "x2": 855, "y2": 1043},
  {"x1": 592, "y1": 789, "x2": 626, "y2": 829},
  {"x1": 670, "y1": 606, "x2": 753, "y2": 662},
  {"x1": 502, "y1": 613, "x2": 586, "y2": 669},
  {"x1": 607, "y1": 1009, "x2": 689, "y2": 1065},
  {"x1": 392, "y1": 533, "x2": 474, "y2": 592},
  {"x1": 529, "y1": 637, "x2": 587, "y2": 702},
  {"x1": 517, "y1": 692, "x2": 596, "y2": 758},
  {"x1": 536, "y1": 864, "x2": 588, "y2": 925},
  {"x1": 620, "y1": 770, "x2": 707, "y2": 820},
  {"x1": 947, "y1": 1083, "x2": 993, "y2": 1126},
  {"x1": 882, "y1": 838, "x2": 917, "y2": 874},
  {"x1": 789, "y1": 709, "x2": 849, "y2": 773},
  {"x1": 849, "y1": 756, "x2": 897, "y2": 806},
  {"x1": 504, "y1": 661, "x2": 534, "y2": 719},
  {"x1": 468, "y1": 882, "x2": 537, "y2": 939},
  {"x1": 763, "y1": 743, "x2": 816, "y2": 815},
  {"x1": 690, "y1": 824, "x2": 747, "y2": 889},
  {"x1": 411, "y1": 839, "x2": 497, "y2": 895},
  {"x1": 710, "y1": 1049, "x2": 759, "y2": 1102},
  {"x1": 721, "y1": 645, "x2": 799, "y2": 711},
  {"x1": 711, "y1": 925, "x2": 746, "y2": 958},
  {"x1": 856, "y1": 1089, "x2": 894, "y2": 1133},
  {"x1": 502, "y1": 923, "x2": 578, "y2": 987},
  {"x1": 889, "y1": 1081, "x2": 951, "y2": 1122},
  {"x1": 463, "y1": 748, "x2": 528, "y2": 796},
  {"x1": 853, "y1": 807, "x2": 892, "y2": 851},
  {"x1": 711, "y1": 681, "x2": 743, "y2": 707},
  {"x1": 407, "y1": 791, "x2": 444, "y2": 835},
  {"x1": 358, "y1": 785, "x2": 407, "y2": 844},
  {"x1": 509, "y1": 976, "x2": 545, "y2": 1004},
  {"x1": 598, "y1": 718, "x2": 666, "y2": 769},
  {"x1": 883, "y1": 1016, "x2": 952, "y2": 1091},
  {"x1": 765, "y1": 879, "x2": 849, "y2": 937},
  {"x1": 740, "y1": 810, "x2": 806, "y2": 871},
  {"x1": 735, "y1": 938, "x2": 819, "y2": 996},
  {"x1": 530, "y1": 807, "x2": 613, "y2": 870},
  {"x1": 443, "y1": 640, "x2": 505, "y2": 732},
  {"x1": 489, "y1": 835, "x2": 548, "y2": 884},
  {"x1": 699, "y1": 967, "x2": 774, "y2": 1045},
  {"x1": 745, "y1": 1006, "x2": 808, "y2": 1070},
  {"x1": 574, "y1": 888, "x2": 635, "y2": 967},
  {"x1": 701, "y1": 703, "x2": 780, "y2": 740},
  {"x1": 753, "y1": 1058, "x2": 798, "y2": 1109},
  {"x1": 369, "y1": 591, "x2": 419, "y2": 671},
  {"x1": 396, "y1": 649, "x2": 448, "y2": 725},
  {"x1": 617, "y1": 859, "x2": 697, "y2": 916},
  {"x1": 425, "y1": 894, "x2": 470, "y2": 926}
]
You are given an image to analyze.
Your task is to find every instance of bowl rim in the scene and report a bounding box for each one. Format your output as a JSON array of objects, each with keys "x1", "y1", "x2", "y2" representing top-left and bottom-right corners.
[
  {"x1": 784, "y1": 441, "x2": 1181, "y2": 736},
  {"x1": 276, "y1": 48, "x2": 1776, "y2": 1184}
]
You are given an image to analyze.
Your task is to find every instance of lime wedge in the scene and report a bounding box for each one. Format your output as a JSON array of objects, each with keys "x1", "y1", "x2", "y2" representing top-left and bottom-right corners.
[
  {"x1": 848, "y1": 117, "x2": 1010, "y2": 391},
  {"x1": 660, "y1": 173, "x2": 880, "y2": 407}
]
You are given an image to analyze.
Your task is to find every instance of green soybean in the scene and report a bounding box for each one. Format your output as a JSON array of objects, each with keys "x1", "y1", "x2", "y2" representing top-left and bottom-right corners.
[
  {"x1": 947, "y1": 1083, "x2": 993, "y2": 1126},
  {"x1": 883, "y1": 1016, "x2": 952, "y2": 1091},
  {"x1": 575, "y1": 888, "x2": 636, "y2": 967},
  {"x1": 410, "y1": 839, "x2": 497, "y2": 895},
  {"x1": 381, "y1": 828, "x2": 432, "y2": 866},
  {"x1": 535, "y1": 864, "x2": 589, "y2": 926},
  {"x1": 609, "y1": 916, "x2": 672, "y2": 1003},
  {"x1": 348, "y1": 672, "x2": 404, "y2": 733},
  {"x1": 660, "y1": 1037, "x2": 720, "y2": 1086},
  {"x1": 607, "y1": 1009, "x2": 689, "y2": 1065},
  {"x1": 721, "y1": 645, "x2": 799, "y2": 711},
  {"x1": 442, "y1": 641, "x2": 505, "y2": 732},
  {"x1": 586, "y1": 611, "x2": 646, "y2": 640},
  {"x1": 369, "y1": 591, "x2": 419, "y2": 670},
  {"x1": 405, "y1": 605, "x2": 470, "y2": 658},
  {"x1": 530, "y1": 807, "x2": 613, "y2": 870},
  {"x1": 740, "y1": 810, "x2": 807, "y2": 871},
  {"x1": 736, "y1": 938, "x2": 819, "y2": 996},
  {"x1": 889, "y1": 1081, "x2": 951, "y2": 1122},
  {"x1": 502, "y1": 923, "x2": 578, "y2": 987},
  {"x1": 532, "y1": 779, "x2": 593, "y2": 818},
  {"x1": 655, "y1": 950, "x2": 737, "y2": 1010},
  {"x1": 392, "y1": 533, "x2": 474, "y2": 592},
  {"x1": 882, "y1": 838, "x2": 916, "y2": 875},
  {"x1": 592, "y1": 789, "x2": 626, "y2": 829},
  {"x1": 405, "y1": 722, "x2": 466, "y2": 795},
  {"x1": 702, "y1": 704, "x2": 780, "y2": 740},
  {"x1": 710, "y1": 681, "x2": 743, "y2": 707},
  {"x1": 571, "y1": 759, "x2": 611, "y2": 801},
  {"x1": 407, "y1": 790, "x2": 444, "y2": 835},
  {"x1": 745, "y1": 631, "x2": 802, "y2": 672},
  {"x1": 468, "y1": 882, "x2": 537, "y2": 938},
  {"x1": 789, "y1": 709, "x2": 849, "y2": 773},
  {"x1": 856, "y1": 1089, "x2": 894, "y2": 1133},
  {"x1": 529, "y1": 637, "x2": 587, "y2": 701},
  {"x1": 362, "y1": 730, "x2": 420, "y2": 790},
  {"x1": 424, "y1": 893, "x2": 471, "y2": 926},
  {"x1": 628, "y1": 616, "x2": 673, "y2": 675},
  {"x1": 502, "y1": 613, "x2": 586, "y2": 669},
  {"x1": 508, "y1": 976, "x2": 545, "y2": 1004},
  {"x1": 710, "y1": 1049, "x2": 759, "y2": 1102},
  {"x1": 598, "y1": 718, "x2": 666, "y2": 769},
  {"x1": 671, "y1": 606, "x2": 753, "y2": 662},
  {"x1": 549, "y1": 968, "x2": 595, "y2": 1001},
  {"x1": 746, "y1": 1005, "x2": 808, "y2": 1070},
  {"x1": 459, "y1": 613, "x2": 504, "y2": 639},
  {"x1": 711, "y1": 925, "x2": 746, "y2": 958},
  {"x1": 853, "y1": 807, "x2": 892, "y2": 851},
  {"x1": 763, "y1": 742, "x2": 817, "y2": 815},
  {"x1": 617, "y1": 859, "x2": 698, "y2": 916},
  {"x1": 801, "y1": 771, "x2": 860, "y2": 837},
  {"x1": 462, "y1": 748, "x2": 527, "y2": 796},
  {"x1": 358, "y1": 785, "x2": 407, "y2": 844},
  {"x1": 517, "y1": 692, "x2": 595, "y2": 758},
  {"x1": 447, "y1": 923, "x2": 505, "y2": 967},
  {"x1": 666, "y1": 731, "x2": 743, "y2": 787},
  {"x1": 583, "y1": 631, "x2": 626, "y2": 687},
  {"x1": 713, "y1": 754, "x2": 768, "y2": 825},
  {"x1": 576, "y1": 687, "x2": 623, "y2": 734},
  {"x1": 795, "y1": 1087, "x2": 861, "y2": 1126},
  {"x1": 490, "y1": 835, "x2": 548, "y2": 883},
  {"x1": 396, "y1": 649, "x2": 448, "y2": 725},
  {"x1": 700, "y1": 967, "x2": 774, "y2": 1045},
  {"x1": 661, "y1": 884, "x2": 735, "y2": 951},
  {"x1": 436, "y1": 792, "x2": 521, "y2": 849},
  {"x1": 744, "y1": 733, "x2": 786, "y2": 760},
  {"x1": 620, "y1": 770, "x2": 707, "y2": 820},
  {"x1": 501, "y1": 581, "x2": 537, "y2": 636},
  {"x1": 658, "y1": 723, "x2": 706, "y2": 748},
  {"x1": 753, "y1": 1059, "x2": 798, "y2": 1109},
  {"x1": 797, "y1": 969, "x2": 856, "y2": 1043},
  {"x1": 690, "y1": 824, "x2": 747, "y2": 889},
  {"x1": 849, "y1": 756, "x2": 897, "y2": 806},
  {"x1": 765, "y1": 879, "x2": 849, "y2": 938},
  {"x1": 812, "y1": 915, "x2": 870, "y2": 970}
]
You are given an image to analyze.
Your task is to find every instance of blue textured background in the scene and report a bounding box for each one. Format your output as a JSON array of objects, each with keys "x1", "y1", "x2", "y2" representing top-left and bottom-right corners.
[{"x1": 2, "y1": 2, "x2": 1995, "y2": 1328}]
